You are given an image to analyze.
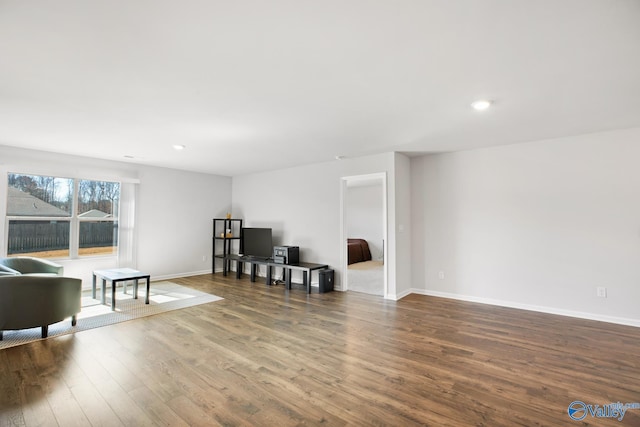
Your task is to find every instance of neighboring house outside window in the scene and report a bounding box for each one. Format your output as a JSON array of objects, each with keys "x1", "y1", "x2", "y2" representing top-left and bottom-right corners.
[{"x1": 5, "y1": 173, "x2": 120, "y2": 259}]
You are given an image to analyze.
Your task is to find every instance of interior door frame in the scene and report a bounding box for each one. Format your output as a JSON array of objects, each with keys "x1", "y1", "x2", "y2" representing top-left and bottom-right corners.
[{"x1": 340, "y1": 172, "x2": 388, "y2": 297}]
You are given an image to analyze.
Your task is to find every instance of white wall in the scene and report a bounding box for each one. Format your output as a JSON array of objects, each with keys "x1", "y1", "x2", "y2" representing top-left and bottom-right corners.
[
  {"x1": 394, "y1": 152, "x2": 412, "y2": 299},
  {"x1": 0, "y1": 146, "x2": 232, "y2": 287},
  {"x1": 410, "y1": 127, "x2": 640, "y2": 326},
  {"x1": 232, "y1": 152, "x2": 404, "y2": 297},
  {"x1": 136, "y1": 165, "x2": 232, "y2": 279},
  {"x1": 346, "y1": 184, "x2": 384, "y2": 260}
]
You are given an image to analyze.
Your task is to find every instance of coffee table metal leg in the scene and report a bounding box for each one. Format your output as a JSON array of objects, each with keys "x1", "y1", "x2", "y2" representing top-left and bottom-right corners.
[
  {"x1": 101, "y1": 279, "x2": 106, "y2": 304},
  {"x1": 145, "y1": 277, "x2": 150, "y2": 304},
  {"x1": 92, "y1": 274, "x2": 96, "y2": 299},
  {"x1": 133, "y1": 279, "x2": 139, "y2": 299},
  {"x1": 111, "y1": 280, "x2": 116, "y2": 311}
]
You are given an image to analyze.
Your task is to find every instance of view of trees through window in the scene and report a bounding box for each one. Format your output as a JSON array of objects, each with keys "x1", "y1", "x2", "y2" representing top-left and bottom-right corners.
[
  {"x1": 6, "y1": 173, "x2": 120, "y2": 258},
  {"x1": 78, "y1": 179, "x2": 120, "y2": 216}
]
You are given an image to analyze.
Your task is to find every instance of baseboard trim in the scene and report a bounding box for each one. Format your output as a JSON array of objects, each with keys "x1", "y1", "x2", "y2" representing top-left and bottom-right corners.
[
  {"x1": 408, "y1": 288, "x2": 640, "y2": 328},
  {"x1": 388, "y1": 288, "x2": 412, "y2": 301}
]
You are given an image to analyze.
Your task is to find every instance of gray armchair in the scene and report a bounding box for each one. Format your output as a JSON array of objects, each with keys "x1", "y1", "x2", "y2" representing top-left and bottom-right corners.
[
  {"x1": 0, "y1": 275, "x2": 81, "y2": 339},
  {"x1": 0, "y1": 256, "x2": 64, "y2": 276}
]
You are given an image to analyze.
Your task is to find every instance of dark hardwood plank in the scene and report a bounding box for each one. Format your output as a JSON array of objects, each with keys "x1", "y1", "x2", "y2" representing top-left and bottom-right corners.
[{"x1": 1, "y1": 273, "x2": 639, "y2": 426}]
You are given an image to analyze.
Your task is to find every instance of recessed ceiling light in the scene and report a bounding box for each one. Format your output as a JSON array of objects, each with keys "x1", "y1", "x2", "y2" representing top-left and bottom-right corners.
[
  {"x1": 471, "y1": 100, "x2": 492, "y2": 111},
  {"x1": 335, "y1": 155, "x2": 345, "y2": 161},
  {"x1": 172, "y1": 144, "x2": 186, "y2": 151},
  {"x1": 124, "y1": 155, "x2": 135, "y2": 159}
]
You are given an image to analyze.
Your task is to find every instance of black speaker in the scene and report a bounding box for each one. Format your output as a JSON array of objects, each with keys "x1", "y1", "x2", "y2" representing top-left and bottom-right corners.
[
  {"x1": 273, "y1": 246, "x2": 299, "y2": 264},
  {"x1": 318, "y1": 269, "x2": 334, "y2": 293}
]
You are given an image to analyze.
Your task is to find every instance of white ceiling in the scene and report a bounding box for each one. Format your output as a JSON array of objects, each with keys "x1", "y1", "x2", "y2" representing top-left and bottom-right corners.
[{"x1": 1, "y1": 0, "x2": 639, "y2": 177}]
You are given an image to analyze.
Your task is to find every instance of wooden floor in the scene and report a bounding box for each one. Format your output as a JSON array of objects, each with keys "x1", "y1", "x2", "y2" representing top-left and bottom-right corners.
[{"x1": 1, "y1": 274, "x2": 639, "y2": 426}]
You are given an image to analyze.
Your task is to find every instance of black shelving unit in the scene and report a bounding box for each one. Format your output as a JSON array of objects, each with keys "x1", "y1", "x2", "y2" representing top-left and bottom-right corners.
[{"x1": 212, "y1": 218, "x2": 243, "y2": 275}]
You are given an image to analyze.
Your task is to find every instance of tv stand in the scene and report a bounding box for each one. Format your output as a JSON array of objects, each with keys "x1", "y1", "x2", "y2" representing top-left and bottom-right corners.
[
  {"x1": 221, "y1": 254, "x2": 328, "y2": 294},
  {"x1": 240, "y1": 255, "x2": 271, "y2": 262}
]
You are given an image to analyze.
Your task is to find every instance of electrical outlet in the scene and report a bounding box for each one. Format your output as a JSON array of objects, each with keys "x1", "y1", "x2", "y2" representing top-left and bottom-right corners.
[
  {"x1": 597, "y1": 287, "x2": 607, "y2": 298},
  {"x1": 438, "y1": 271, "x2": 445, "y2": 280},
  {"x1": 202, "y1": 255, "x2": 207, "y2": 262}
]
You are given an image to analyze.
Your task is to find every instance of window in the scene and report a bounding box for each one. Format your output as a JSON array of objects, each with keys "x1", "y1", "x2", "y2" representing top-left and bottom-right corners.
[{"x1": 6, "y1": 173, "x2": 120, "y2": 258}]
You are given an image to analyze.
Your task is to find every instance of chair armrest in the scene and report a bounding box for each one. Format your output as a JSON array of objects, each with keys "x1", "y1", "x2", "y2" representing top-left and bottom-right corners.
[
  {"x1": 0, "y1": 257, "x2": 64, "y2": 275},
  {"x1": 0, "y1": 264, "x2": 20, "y2": 275},
  {"x1": 0, "y1": 276, "x2": 82, "y2": 330}
]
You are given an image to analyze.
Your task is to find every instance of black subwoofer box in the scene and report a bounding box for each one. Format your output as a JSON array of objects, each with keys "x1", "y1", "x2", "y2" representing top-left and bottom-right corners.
[{"x1": 318, "y1": 269, "x2": 334, "y2": 293}]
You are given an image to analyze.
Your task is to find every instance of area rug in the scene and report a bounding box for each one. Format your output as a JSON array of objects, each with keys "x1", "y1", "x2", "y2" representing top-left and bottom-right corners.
[{"x1": 0, "y1": 281, "x2": 223, "y2": 350}]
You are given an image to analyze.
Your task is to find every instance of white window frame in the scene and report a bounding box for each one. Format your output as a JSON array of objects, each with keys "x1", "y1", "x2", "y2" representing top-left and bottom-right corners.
[{"x1": 0, "y1": 169, "x2": 121, "y2": 260}]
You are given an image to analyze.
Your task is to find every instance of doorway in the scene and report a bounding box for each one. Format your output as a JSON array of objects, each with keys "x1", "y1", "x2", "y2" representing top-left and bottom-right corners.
[{"x1": 340, "y1": 173, "x2": 387, "y2": 297}]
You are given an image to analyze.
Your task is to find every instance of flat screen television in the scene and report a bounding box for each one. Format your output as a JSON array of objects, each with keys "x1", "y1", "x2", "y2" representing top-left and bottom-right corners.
[{"x1": 241, "y1": 227, "x2": 273, "y2": 260}]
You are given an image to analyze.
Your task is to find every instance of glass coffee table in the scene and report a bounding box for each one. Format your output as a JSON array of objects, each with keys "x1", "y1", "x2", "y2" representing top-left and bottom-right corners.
[{"x1": 92, "y1": 268, "x2": 151, "y2": 311}]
